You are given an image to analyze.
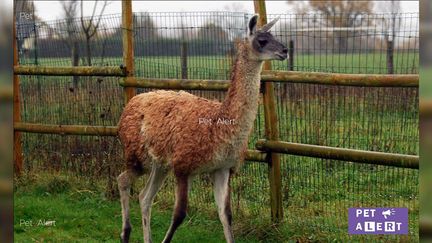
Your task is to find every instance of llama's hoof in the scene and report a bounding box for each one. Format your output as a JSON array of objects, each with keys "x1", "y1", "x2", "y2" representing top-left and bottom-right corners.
[
  {"x1": 120, "y1": 235, "x2": 128, "y2": 243},
  {"x1": 120, "y1": 226, "x2": 131, "y2": 243}
]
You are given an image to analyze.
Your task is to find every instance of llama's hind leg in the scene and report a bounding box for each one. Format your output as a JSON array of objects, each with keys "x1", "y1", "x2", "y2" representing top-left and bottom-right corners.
[
  {"x1": 117, "y1": 169, "x2": 139, "y2": 243},
  {"x1": 162, "y1": 175, "x2": 190, "y2": 243},
  {"x1": 140, "y1": 163, "x2": 168, "y2": 243},
  {"x1": 212, "y1": 168, "x2": 234, "y2": 243}
]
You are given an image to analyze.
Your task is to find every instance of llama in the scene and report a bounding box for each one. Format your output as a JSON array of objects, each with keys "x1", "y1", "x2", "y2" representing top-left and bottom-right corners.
[{"x1": 117, "y1": 15, "x2": 287, "y2": 243}]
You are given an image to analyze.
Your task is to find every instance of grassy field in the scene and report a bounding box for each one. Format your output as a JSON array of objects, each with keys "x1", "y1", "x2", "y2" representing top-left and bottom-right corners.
[
  {"x1": 15, "y1": 167, "x2": 418, "y2": 242},
  {"x1": 15, "y1": 53, "x2": 419, "y2": 242},
  {"x1": 14, "y1": 173, "x2": 260, "y2": 243},
  {"x1": 20, "y1": 52, "x2": 419, "y2": 78}
]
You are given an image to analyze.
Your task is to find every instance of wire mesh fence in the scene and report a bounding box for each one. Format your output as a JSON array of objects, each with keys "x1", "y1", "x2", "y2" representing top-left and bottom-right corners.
[
  {"x1": 17, "y1": 12, "x2": 419, "y2": 75},
  {"x1": 17, "y1": 11, "x2": 419, "y2": 241},
  {"x1": 269, "y1": 13, "x2": 419, "y2": 74}
]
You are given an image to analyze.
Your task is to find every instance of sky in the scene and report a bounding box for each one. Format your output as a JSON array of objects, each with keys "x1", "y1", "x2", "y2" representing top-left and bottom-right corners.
[{"x1": 28, "y1": 1, "x2": 419, "y2": 22}]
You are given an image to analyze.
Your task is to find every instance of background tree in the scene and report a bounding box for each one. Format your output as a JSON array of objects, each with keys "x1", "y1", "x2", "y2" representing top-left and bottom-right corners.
[
  {"x1": 222, "y1": 3, "x2": 248, "y2": 40},
  {"x1": 195, "y1": 23, "x2": 230, "y2": 56},
  {"x1": 60, "y1": 0, "x2": 80, "y2": 88},
  {"x1": 14, "y1": 0, "x2": 37, "y2": 56},
  {"x1": 134, "y1": 12, "x2": 158, "y2": 40},
  {"x1": 376, "y1": 1, "x2": 401, "y2": 42},
  {"x1": 287, "y1": 0, "x2": 373, "y2": 53},
  {"x1": 196, "y1": 23, "x2": 229, "y2": 42},
  {"x1": 80, "y1": 0, "x2": 109, "y2": 66},
  {"x1": 14, "y1": 0, "x2": 38, "y2": 23}
]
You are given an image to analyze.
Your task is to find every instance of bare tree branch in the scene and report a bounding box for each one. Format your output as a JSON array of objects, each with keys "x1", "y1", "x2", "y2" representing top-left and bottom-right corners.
[
  {"x1": 89, "y1": 0, "x2": 109, "y2": 38},
  {"x1": 80, "y1": 0, "x2": 88, "y2": 33},
  {"x1": 90, "y1": 0, "x2": 99, "y2": 25},
  {"x1": 79, "y1": 0, "x2": 110, "y2": 66}
]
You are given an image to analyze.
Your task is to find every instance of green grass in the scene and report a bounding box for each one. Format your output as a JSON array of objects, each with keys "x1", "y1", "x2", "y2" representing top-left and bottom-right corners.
[
  {"x1": 13, "y1": 173, "x2": 292, "y2": 242},
  {"x1": 15, "y1": 192, "x2": 236, "y2": 242},
  {"x1": 20, "y1": 52, "x2": 419, "y2": 78},
  {"x1": 14, "y1": 171, "x2": 419, "y2": 242}
]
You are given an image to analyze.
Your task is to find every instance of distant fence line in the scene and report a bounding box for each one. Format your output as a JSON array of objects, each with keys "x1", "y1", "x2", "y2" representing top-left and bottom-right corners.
[
  {"x1": 19, "y1": 38, "x2": 235, "y2": 57},
  {"x1": 16, "y1": 12, "x2": 419, "y2": 74}
]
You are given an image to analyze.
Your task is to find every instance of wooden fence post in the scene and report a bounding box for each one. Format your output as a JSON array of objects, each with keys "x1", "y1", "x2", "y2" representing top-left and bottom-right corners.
[
  {"x1": 253, "y1": 0, "x2": 283, "y2": 222},
  {"x1": 13, "y1": 15, "x2": 23, "y2": 176},
  {"x1": 288, "y1": 40, "x2": 294, "y2": 71},
  {"x1": 122, "y1": 0, "x2": 136, "y2": 103},
  {"x1": 387, "y1": 39, "x2": 394, "y2": 74},
  {"x1": 181, "y1": 41, "x2": 188, "y2": 79},
  {"x1": 283, "y1": 39, "x2": 294, "y2": 99}
]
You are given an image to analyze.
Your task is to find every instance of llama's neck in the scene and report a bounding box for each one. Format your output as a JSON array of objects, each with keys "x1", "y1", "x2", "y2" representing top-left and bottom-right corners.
[{"x1": 216, "y1": 41, "x2": 263, "y2": 139}]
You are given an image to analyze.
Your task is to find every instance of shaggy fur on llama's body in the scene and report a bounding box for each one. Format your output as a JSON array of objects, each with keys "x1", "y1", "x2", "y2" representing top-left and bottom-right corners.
[
  {"x1": 117, "y1": 15, "x2": 287, "y2": 243},
  {"x1": 118, "y1": 42, "x2": 262, "y2": 177}
]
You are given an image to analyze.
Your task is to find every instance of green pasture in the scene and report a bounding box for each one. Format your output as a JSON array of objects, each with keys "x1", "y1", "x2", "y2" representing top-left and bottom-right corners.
[
  {"x1": 20, "y1": 52, "x2": 419, "y2": 79},
  {"x1": 14, "y1": 160, "x2": 418, "y2": 242}
]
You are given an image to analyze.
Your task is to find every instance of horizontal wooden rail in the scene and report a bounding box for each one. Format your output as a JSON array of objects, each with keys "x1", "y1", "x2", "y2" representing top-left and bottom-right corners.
[
  {"x1": 13, "y1": 122, "x2": 267, "y2": 162},
  {"x1": 119, "y1": 72, "x2": 418, "y2": 91},
  {"x1": 261, "y1": 70, "x2": 419, "y2": 87},
  {"x1": 120, "y1": 77, "x2": 230, "y2": 91},
  {"x1": 256, "y1": 139, "x2": 419, "y2": 169},
  {"x1": 14, "y1": 122, "x2": 118, "y2": 136},
  {"x1": 420, "y1": 219, "x2": 432, "y2": 236},
  {"x1": 245, "y1": 149, "x2": 267, "y2": 162},
  {"x1": 14, "y1": 66, "x2": 127, "y2": 77},
  {"x1": 14, "y1": 122, "x2": 420, "y2": 167},
  {"x1": 13, "y1": 68, "x2": 419, "y2": 88},
  {"x1": 0, "y1": 86, "x2": 13, "y2": 101},
  {"x1": 420, "y1": 100, "x2": 432, "y2": 117}
]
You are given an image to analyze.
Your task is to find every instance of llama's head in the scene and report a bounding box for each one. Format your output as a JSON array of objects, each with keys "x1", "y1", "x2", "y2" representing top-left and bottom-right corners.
[{"x1": 247, "y1": 15, "x2": 287, "y2": 61}]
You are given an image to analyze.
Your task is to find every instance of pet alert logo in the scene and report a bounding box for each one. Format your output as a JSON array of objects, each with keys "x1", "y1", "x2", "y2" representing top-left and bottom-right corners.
[{"x1": 348, "y1": 208, "x2": 408, "y2": 234}]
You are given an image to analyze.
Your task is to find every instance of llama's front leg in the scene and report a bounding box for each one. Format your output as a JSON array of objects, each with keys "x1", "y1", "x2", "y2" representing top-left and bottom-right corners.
[
  {"x1": 139, "y1": 164, "x2": 168, "y2": 243},
  {"x1": 213, "y1": 168, "x2": 234, "y2": 243},
  {"x1": 117, "y1": 170, "x2": 138, "y2": 243},
  {"x1": 162, "y1": 175, "x2": 190, "y2": 243}
]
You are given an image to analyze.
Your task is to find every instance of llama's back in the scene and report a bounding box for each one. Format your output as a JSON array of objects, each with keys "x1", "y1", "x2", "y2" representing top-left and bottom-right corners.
[{"x1": 118, "y1": 90, "x2": 221, "y2": 170}]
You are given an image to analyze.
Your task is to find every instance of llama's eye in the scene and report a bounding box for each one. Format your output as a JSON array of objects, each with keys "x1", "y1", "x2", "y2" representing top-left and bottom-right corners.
[{"x1": 258, "y1": 39, "x2": 268, "y2": 47}]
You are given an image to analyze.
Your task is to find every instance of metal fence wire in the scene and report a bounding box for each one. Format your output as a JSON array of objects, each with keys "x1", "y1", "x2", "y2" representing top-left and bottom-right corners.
[{"x1": 17, "y1": 11, "x2": 419, "y2": 241}]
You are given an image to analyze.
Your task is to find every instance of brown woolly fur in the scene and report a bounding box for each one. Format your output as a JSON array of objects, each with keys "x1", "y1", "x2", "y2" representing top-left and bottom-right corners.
[{"x1": 118, "y1": 40, "x2": 263, "y2": 177}]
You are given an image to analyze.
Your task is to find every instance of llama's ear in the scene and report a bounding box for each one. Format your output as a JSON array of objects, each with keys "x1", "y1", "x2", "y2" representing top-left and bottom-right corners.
[
  {"x1": 249, "y1": 14, "x2": 259, "y2": 35},
  {"x1": 261, "y1": 16, "x2": 280, "y2": 32}
]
